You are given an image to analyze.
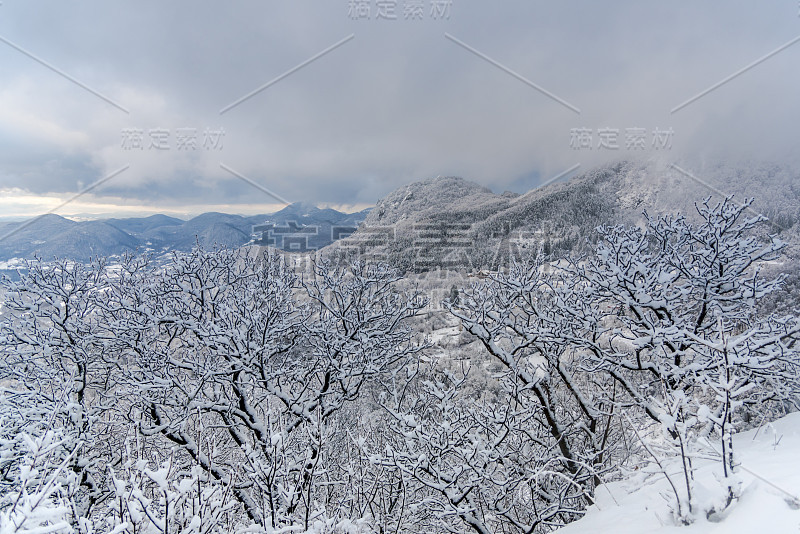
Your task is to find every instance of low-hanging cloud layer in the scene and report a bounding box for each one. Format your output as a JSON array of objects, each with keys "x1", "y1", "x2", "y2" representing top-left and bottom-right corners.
[{"x1": 0, "y1": 0, "x2": 798, "y2": 219}]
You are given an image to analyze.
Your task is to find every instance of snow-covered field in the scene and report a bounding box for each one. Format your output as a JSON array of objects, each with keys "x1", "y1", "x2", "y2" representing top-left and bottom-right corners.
[{"x1": 559, "y1": 413, "x2": 800, "y2": 534}]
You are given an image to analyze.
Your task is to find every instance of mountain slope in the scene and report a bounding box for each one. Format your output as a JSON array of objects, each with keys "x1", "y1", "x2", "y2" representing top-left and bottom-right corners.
[
  {"x1": 333, "y1": 161, "x2": 800, "y2": 271},
  {"x1": 365, "y1": 176, "x2": 506, "y2": 228}
]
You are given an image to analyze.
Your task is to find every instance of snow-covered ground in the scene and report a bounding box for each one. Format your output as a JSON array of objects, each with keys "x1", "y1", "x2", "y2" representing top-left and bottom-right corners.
[
  {"x1": 428, "y1": 325, "x2": 462, "y2": 345},
  {"x1": 559, "y1": 413, "x2": 800, "y2": 534}
]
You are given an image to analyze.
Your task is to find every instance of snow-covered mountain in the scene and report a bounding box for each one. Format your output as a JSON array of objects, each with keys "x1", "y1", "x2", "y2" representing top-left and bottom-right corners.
[
  {"x1": 364, "y1": 175, "x2": 504, "y2": 227},
  {"x1": 339, "y1": 161, "x2": 800, "y2": 271}
]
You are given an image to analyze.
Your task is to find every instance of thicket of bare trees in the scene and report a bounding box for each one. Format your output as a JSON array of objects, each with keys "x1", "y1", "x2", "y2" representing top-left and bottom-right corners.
[
  {"x1": 0, "y1": 249, "x2": 427, "y2": 533},
  {"x1": 2, "y1": 198, "x2": 799, "y2": 533}
]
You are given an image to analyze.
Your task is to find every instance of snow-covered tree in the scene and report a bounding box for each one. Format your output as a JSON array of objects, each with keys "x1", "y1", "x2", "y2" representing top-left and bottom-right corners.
[
  {"x1": 0, "y1": 427, "x2": 78, "y2": 534},
  {"x1": 388, "y1": 197, "x2": 800, "y2": 529},
  {"x1": 372, "y1": 252, "x2": 615, "y2": 533},
  {"x1": 378, "y1": 363, "x2": 597, "y2": 534},
  {"x1": 0, "y1": 259, "x2": 119, "y2": 528},
  {"x1": 1, "y1": 248, "x2": 425, "y2": 532},
  {"x1": 571, "y1": 197, "x2": 800, "y2": 521},
  {"x1": 99, "y1": 248, "x2": 426, "y2": 531}
]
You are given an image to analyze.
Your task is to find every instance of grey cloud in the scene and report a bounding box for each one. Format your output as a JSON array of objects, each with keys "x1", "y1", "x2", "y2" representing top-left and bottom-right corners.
[{"x1": 0, "y1": 0, "x2": 797, "y2": 217}]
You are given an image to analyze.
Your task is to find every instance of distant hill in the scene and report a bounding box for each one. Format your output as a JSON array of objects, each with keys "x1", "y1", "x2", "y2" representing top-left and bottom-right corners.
[{"x1": 0, "y1": 204, "x2": 371, "y2": 263}]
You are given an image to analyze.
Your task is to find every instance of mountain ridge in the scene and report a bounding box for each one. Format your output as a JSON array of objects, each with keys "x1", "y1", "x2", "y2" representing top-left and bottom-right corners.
[{"x1": 0, "y1": 203, "x2": 371, "y2": 263}]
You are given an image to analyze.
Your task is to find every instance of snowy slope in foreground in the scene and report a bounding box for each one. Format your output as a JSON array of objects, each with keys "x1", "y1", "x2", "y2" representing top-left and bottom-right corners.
[{"x1": 559, "y1": 413, "x2": 800, "y2": 534}]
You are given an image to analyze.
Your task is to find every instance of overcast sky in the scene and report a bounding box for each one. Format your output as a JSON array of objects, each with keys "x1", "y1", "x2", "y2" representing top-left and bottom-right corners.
[{"x1": 0, "y1": 1, "x2": 798, "y2": 219}]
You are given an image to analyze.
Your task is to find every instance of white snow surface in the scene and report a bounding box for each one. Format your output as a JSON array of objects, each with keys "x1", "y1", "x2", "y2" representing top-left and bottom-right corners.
[
  {"x1": 428, "y1": 325, "x2": 461, "y2": 345},
  {"x1": 558, "y1": 413, "x2": 800, "y2": 534}
]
